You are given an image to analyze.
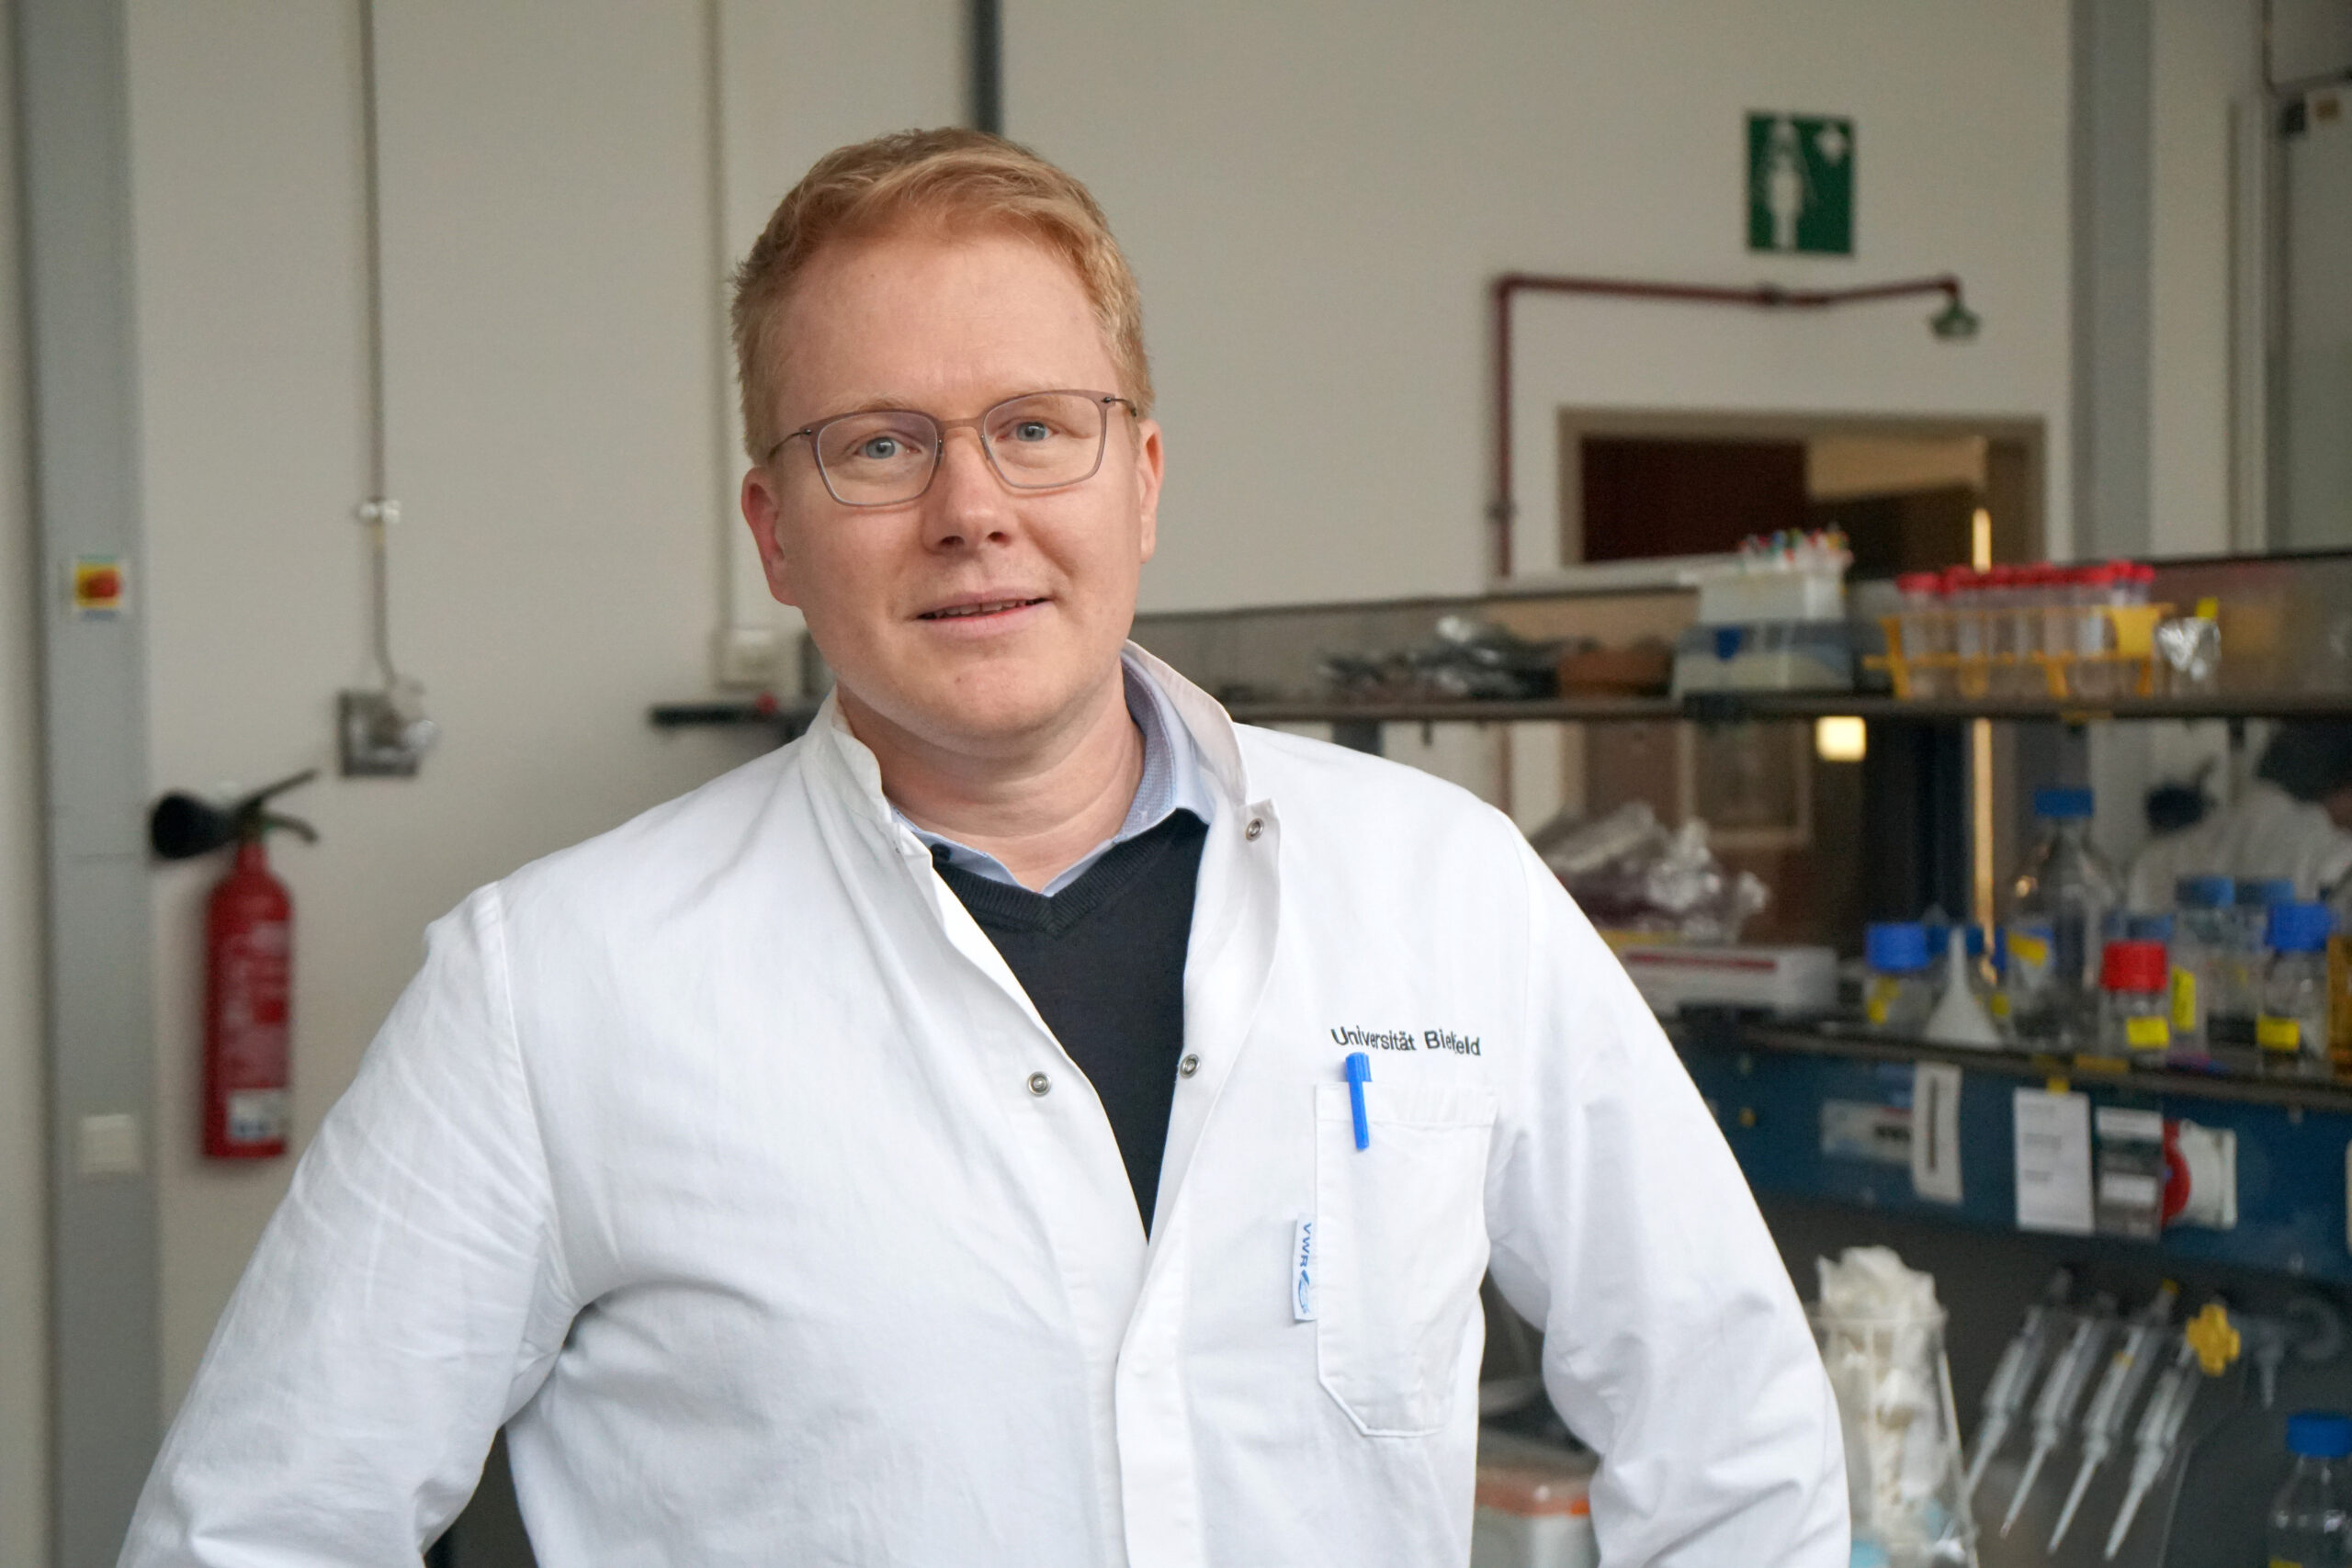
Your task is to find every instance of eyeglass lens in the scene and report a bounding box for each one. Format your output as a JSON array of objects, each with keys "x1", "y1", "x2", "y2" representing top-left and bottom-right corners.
[{"x1": 813, "y1": 391, "x2": 1112, "y2": 505}]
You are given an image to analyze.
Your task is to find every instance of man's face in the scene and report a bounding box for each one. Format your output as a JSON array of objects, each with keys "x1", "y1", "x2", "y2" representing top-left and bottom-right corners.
[{"x1": 741, "y1": 228, "x2": 1162, "y2": 758}]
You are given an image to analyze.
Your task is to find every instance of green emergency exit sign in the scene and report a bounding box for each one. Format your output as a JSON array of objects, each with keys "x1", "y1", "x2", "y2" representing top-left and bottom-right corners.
[{"x1": 1747, "y1": 112, "x2": 1853, "y2": 255}]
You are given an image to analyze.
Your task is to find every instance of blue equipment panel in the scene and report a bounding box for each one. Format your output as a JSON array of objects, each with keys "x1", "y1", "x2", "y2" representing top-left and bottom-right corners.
[{"x1": 1676, "y1": 1028, "x2": 2352, "y2": 1285}]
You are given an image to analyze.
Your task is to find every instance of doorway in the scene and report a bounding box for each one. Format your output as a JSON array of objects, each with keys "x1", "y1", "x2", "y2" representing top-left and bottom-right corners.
[{"x1": 1546, "y1": 411, "x2": 2046, "y2": 948}]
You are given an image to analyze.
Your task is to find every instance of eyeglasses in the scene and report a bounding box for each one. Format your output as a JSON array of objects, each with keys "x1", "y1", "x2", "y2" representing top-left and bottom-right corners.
[{"x1": 768, "y1": 389, "x2": 1138, "y2": 508}]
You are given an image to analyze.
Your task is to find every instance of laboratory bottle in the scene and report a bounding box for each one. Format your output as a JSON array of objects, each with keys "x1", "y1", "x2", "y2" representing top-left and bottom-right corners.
[
  {"x1": 1986, "y1": 927, "x2": 2016, "y2": 1039},
  {"x1": 2220, "y1": 877, "x2": 2299, "y2": 1049},
  {"x1": 2260, "y1": 902, "x2": 2336, "y2": 1078},
  {"x1": 2266, "y1": 1411, "x2": 2352, "y2": 1568},
  {"x1": 2098, "y1": 940, "x2": 2171, "y2": 1056},
  {"x1": 1862, "y1": 922, "x2": 1935, "y2": 1036},
  {"x1": 2166, "y1": 875, "x2": 2234, "y2": 1067},
  {"x1": 2005, "y1": 788, "x2": 2120, "y2": 1044},
  {"x1": 1961, "y1": 923, "x2": 1999, "y2": 1015}
]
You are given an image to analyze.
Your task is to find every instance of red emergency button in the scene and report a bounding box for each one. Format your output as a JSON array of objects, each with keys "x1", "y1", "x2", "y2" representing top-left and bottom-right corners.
[{"x1": 71, "y1": 556, "x2": 126, "y2": 617}]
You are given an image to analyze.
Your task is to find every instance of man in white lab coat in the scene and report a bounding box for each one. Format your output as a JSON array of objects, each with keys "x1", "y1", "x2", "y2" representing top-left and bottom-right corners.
[{"x1": 123, "y1": 130, "x2": 1845, "y2": 1567}]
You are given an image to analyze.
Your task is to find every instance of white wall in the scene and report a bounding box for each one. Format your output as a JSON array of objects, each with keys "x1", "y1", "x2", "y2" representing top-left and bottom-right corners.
[
  {"x1": 125, "y1": 0, "x2": 771, "y2": 1409},
  {"x1": 713, "y1": 0, "x2": 964, "y2": 687},
  {"x1": 1009, "y1": 1, "x2": 2075, "y2": 607},
  {"x1": 2150, "y1": 0, "x2": 2257, "y2": 558},
  {"x1": 0, "y1": 0, "x2": 51, "y2": 1551}
]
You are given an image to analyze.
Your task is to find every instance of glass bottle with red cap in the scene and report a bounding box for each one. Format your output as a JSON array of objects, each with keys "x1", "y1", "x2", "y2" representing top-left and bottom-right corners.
[{"x1": 2100, "y1": 939, "x2": 2172, "y2": 1055}]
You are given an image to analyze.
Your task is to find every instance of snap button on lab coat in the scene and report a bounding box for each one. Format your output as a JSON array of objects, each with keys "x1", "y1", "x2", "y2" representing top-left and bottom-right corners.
[
  {"x1": 1179, "y1": 1054, "x2": 1201, "y2": 1078},
  {"x1": 1245, "y1": 818, "x2": 1264, "y2": 840},
  {"x1": 1026, "y1": 1071, "x2": 1052, "y2": 1097}
]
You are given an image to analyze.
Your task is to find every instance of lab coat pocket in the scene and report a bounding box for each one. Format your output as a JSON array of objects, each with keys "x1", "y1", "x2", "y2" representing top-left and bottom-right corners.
[{"x1": 1313, "y1": 1079, "x2": 1498, "y2": 1438}]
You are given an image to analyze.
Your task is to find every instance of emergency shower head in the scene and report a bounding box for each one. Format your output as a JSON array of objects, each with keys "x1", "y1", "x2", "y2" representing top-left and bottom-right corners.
[{"x1": 1930, "y1": 293, "x2": 1981, "y2": 341}]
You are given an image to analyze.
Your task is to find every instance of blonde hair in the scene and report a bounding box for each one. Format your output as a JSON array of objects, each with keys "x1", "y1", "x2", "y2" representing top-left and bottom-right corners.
[{"x1": 730, "y1": 128, "x2": 1152, "y2": 460}]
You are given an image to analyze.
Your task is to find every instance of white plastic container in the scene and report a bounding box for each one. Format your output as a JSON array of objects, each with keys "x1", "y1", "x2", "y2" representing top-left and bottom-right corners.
[
  {"x1": 1471, "y1": 1432, "x2": 1597, "y2": 1568},
  {"x1": 1669, "y1": 621, "x2": 1855, "y2": 694},
  {"x1": 1618, "y1": 943, "x2": 1838, "y2": 1018},
  {"x1": 1694, "y1": 566, "x2": 1846, "y2": 626}
]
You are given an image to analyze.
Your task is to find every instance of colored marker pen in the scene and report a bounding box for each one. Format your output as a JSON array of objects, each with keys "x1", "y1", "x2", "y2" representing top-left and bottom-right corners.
[{"x1": 1344, "y1": 1052, "x2": 1371, "y2": 1150}]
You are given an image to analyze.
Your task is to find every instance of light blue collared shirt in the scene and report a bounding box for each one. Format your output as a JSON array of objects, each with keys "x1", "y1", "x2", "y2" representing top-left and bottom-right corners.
[{"x1": 901, "y1": 652, "x2": 1216, "y2": 897}]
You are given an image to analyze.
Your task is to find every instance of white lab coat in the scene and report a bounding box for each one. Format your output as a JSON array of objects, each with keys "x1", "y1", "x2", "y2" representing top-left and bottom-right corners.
[
  {"x1": 2126, "y1": 778, "x2": 2352, "y2": 908},
  {"x1": 122, "y1": 648, "x2": 1846, "y2": 1568}
]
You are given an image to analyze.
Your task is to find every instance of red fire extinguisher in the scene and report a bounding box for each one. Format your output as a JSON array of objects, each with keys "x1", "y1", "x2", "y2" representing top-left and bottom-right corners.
[{"x1": 151, "y1": 770, "x2": 317, "y2": 1159}]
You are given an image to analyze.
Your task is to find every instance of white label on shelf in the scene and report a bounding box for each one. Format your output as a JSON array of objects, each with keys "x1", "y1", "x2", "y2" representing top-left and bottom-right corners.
[
  {"x1": 2098, "y1": 1171, "x2": 2163, "y2": 1209},
  {"x1": 2014, "y1": 1088, "x2": 2095, "y2": 1235},
  {"x1": 2094, "y1": 1106, "x2": 2165, "y2": 1144},
  {"x1": 1910, "y1": 1063, "x2": 1964, "y2": 1204}
]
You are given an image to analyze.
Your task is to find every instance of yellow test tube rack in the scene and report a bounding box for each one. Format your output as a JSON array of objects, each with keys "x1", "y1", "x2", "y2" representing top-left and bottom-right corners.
[{"x1": 1870, "y1": 603, "x2": 2172, "y2": 701}]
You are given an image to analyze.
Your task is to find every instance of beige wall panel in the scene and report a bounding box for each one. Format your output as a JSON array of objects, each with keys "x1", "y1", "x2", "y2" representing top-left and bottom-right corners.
[
  {"x1": 1008, "y1": 0, "x2": 2075, "y2": 605},
  {"x1": 0, "y1": 0, "x2": 51, "y2": 1552}
]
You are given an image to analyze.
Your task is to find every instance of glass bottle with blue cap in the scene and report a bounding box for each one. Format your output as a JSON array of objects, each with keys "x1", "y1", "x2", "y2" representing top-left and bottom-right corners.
[
  {"x1": 2267, "y1": 1410, "x2": 2352, "y2": 1567},
  {"x1": 2005, "y1": 787, "x2": 2120, "y2": 1044},
  {"x1": 1862, "y1": 922, "x2": 1935, "y2": 1037},
  {"x1": 2259, "y1": 901, "x2": 2336, "y2": 1077}
]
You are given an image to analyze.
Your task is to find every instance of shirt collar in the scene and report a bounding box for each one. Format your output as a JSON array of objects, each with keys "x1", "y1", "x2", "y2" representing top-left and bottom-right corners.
[{"x1": 899, "y1": 650, "x2": 1215, "y2": 895}]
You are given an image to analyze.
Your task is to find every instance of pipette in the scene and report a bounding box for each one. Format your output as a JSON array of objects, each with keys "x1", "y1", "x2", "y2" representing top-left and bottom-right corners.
[
  {"x1": 1999, "y1": 1293, "x2": 2115, "y2": 1537},
  {"x1": 1963, "y1": 1268, "x2": 2073, "y2": 1500},
  {"x1": 2048, "y1": 1281, "x2": 2177, "y2": 1551},
  {"x1": 2103, "y1": 1338, "x2": 2201, "y2": 1559}
]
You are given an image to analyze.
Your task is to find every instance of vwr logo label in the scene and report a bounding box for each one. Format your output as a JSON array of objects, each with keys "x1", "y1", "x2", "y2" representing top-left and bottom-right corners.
[{"x1": 1327, "y1": 1024, "x2": 1481, "y2": 1056}]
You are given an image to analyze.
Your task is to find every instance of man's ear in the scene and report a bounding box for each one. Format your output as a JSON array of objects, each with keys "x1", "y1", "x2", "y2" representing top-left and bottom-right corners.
[
  {"x1": 741, "y1": 466, "x2": 802, "y2": 608},
  {"x1": 1132, "y1": 417, "x2": 1163, "y2": 565}
]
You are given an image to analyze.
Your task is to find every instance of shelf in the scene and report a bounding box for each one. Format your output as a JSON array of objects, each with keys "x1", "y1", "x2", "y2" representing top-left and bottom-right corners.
[
  {"x1": 647, "y1": 699, "x2": 821, "y2": 737},
  {"x1": 1673, "y1": 1015, "x2": 2352, "y2": 1284},
  {"x1": 1225, "y1": 691, "x2": 2352, "y2": 726},
  {"x1": 1682, "y1": 1015, "x2": 2352, "y2": 1114},
  {"x1": 650, "y1": 688, "x2": 2352, "y2": 738}
]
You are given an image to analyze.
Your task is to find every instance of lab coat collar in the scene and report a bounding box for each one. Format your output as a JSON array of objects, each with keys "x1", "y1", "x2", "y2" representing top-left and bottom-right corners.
[
  {"x1": 807, "y1": 646, "x2": 1263, "y2": 856},
  {"x1": 803, "y1": 650, "x2": 1284, "y2": 1270}
]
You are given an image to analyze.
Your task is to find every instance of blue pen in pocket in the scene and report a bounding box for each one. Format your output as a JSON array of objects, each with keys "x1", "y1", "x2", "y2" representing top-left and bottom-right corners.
[{"x1": 1344, "y1": 1052, "x2": 1371, "y2": 1150}]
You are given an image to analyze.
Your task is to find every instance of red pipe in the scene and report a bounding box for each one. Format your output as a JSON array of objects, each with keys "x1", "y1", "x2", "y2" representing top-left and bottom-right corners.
[{"x1": 1487, "y1": 271, "x2": 1966, "y2": 580}]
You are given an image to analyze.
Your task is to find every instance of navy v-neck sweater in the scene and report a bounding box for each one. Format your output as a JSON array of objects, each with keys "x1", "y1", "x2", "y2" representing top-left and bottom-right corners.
[{"x1": 932, "y1": 810, "x2": 1208, "y2": 1234}]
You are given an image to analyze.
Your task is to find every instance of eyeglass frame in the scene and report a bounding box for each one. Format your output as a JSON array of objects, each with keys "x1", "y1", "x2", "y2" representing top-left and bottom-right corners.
[{"x1": 763, "y1": 389, "x2": 1140, "y2": 508}]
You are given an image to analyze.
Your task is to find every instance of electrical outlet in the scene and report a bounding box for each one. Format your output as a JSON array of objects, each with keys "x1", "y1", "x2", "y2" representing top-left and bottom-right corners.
[
  {"x1": 77, "y1": 1112, "x2": 141, "y2": 1179},
  {"x1": 339, "y1": 685, "x2": 438, "y2": 777},
  {"x1": 2168, "y1": 1119, "x2": 2237, "y2": 1229}
]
